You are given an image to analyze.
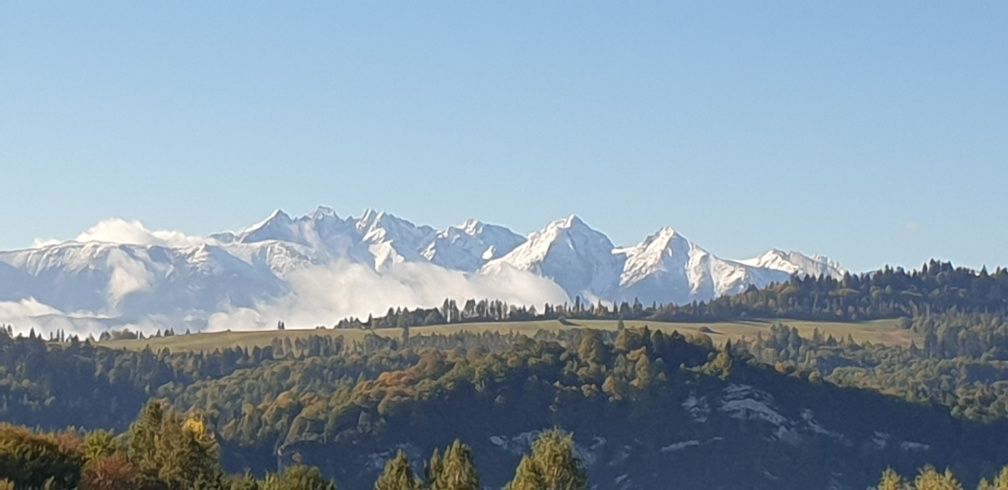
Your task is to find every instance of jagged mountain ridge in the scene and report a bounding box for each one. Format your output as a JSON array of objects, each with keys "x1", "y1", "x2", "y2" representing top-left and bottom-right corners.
[
  {"x1": 0, "y1": 208, "x2": 842, "y2": 331},
  {"x1": 484, "y1": 215, "x2": 842, "y2": 304}
]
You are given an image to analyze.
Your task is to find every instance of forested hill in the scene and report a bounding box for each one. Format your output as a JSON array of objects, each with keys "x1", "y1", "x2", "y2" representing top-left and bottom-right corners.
[
  {"x1": 656, "y1": 260, "x2": 1008, "y2": 322},
  {"x1": 317, "y1": 261, "x2": 1008, "y2": 331},
  {"x1": 5, "y1": 326, "x2": 1008, "y2": 488},
  {"x1": 5, "y1": 260, "x2": 1008, "y2": 488}
]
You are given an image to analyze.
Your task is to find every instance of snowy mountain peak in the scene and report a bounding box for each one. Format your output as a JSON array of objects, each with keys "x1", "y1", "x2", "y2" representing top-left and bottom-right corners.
[
  {"x1": 648, "y1": 227, "x2": 687, "y2": 247},
  {"x1": 260, "y1": 209, "x2": 292, "y2": 226},
  {"x1": 237, "y1": 209, "x2": 296, "y2": 244},
  {"x1": 483, "y1": 215, "x2": 619, "y2": 299},
  {"x1": 632, "y1": 227, "x2": 694, "y2": 255},
  {"x1": 356, "y1": 209, "x2": 428, "y2": 237},
  {"x1": 556, "y1": 214, "x2": 586, "y2": 229},
  {"x1": 460, "y1": 218, "x2": 483, "y2": 235},
  {"x1": 615, "y1": 227, "x2": 705, "y2": 301},
  {"x1": 310, "y1": 205, "x2": 339, "y2": 220},
  {"x1": 0, "y1": 207, "x2": 845, "y2": 333},
  {"x1": 420, "y1": 219, "x2": 524, "y2": 271},
  {"x1": 357, "y1": 208, "x2": 381, "y2": 227},
  {"x1": 742, "y1": 249, "x2": 844, "y2": 278}
]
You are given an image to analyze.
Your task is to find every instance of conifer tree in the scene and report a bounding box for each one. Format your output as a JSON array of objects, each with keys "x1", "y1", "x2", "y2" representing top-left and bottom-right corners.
[
  {"x1": 703, "y1": 340, "x2": 733, "y2": 380},
  {"x1": 425, "y1": 448, "x2": 443, "y2": 485},
  {"x1": 127, "y1": 400, "x2": 165, "y2": 476},
  {"x1": 978, "y1": 466, "x2": 1008, "y2": 490},
  {"x1": 83, "y1": 429, "x2": 118, "y2": 465},
  {"x1": 374, "y1": 450, "x2": 419, "y2": 490},
  {"x1": 913, "y1": 465, "x2": 962, "y2": 490},
  {"x1": 507, "y1": 455, "x2": 545, "y2": 490},
  {"x1": 264, "y1": 465, "x2": 336, "y2": 490},
  {"x1": 226, "y1": 470, "x2": 262, "y2": 490},
  {"x1": 156, "y1": 414, "x2": 224, "y2": 489},
  {"x1": 994, "y1": 467, "x2": 1008, "y2": 490},
  {"x1": 876, "y1": 467, "x2": 907, "y2": 490},
  {"x1": 125, "y1": 401, "x2": 224, "y2": 489},
  {"x1": 431, "y1": 440, "x2": 479, "y2": 490},
  {"x1": 506, "y1": 429, "x2": 586, "y2": 490}
]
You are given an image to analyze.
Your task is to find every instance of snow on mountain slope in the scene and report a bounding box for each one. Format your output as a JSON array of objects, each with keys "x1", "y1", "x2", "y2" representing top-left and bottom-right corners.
[
  {"x1": 0, "y1": 241, "x2": 287, "y2": 322},
  {"x1": 740, "y1": 249, "x2": 843, "y2": 278},
  {"x1": 422, "y1": 219, "x2": 525, "y2": 271},
  {"x1": 487, "y1": 222, "x2": 843, "y2": 304},
  {"x1": 482, "y1": 215, "x2": 624, "y2": 301},
  {"x1": 0, "y1": 208, "x2": 843, "y2": 334},
  {"x1": 614, "y1": 228, "x2": 795, "y2": 304}
]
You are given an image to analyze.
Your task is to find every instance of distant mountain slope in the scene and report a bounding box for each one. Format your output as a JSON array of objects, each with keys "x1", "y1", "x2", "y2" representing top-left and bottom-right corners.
[
  {"x1": 484, "y1": 218, "x2": 839, "y2": 304},
  {"x1": 0, "y1": 208, "x2": 842, "y2": 332},
  {"x1": 614, "y1": 227, "x2": 790, "y2": 304},
  {"x1": 482, "y1": 215, "x2": 624, "y2": 299}
]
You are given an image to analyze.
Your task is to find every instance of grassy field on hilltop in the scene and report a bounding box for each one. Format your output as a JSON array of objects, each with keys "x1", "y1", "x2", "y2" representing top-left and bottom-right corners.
[{"x1": 100, "y1": 317, "x2": 914, "y2": 353}]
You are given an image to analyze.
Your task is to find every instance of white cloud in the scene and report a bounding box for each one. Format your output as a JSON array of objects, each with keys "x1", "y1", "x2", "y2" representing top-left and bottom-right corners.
[
  {"x1": 31, "y1": 238, "x2": 62, "y2": 248},
  {"x1": 0, "y1": 260, "x2": 569, "y2": 337},
  {"x1": 105, "y1": 249, "x2": 154, "y2": 305},
  {"x1": 903, "y1": 221, "x2": 921, "y2": 233},
  {"x1": 73, "y1": 218, "x2": 210, "y2": 247},
  {"x1": 0, "y1": 298, "x2": 62, "y2": 319},
  {"x1": 0, "y1": 299, "x2": 112, "y2": 338},
  {"x1": 207, "y1": 261, "x2": 569, "y2": 331}
]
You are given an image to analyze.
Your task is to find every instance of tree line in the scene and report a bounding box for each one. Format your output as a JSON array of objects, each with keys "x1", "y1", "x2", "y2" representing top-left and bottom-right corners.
[{"x1": 324, "y1": 261, "x2": 1008, "y2": 330}]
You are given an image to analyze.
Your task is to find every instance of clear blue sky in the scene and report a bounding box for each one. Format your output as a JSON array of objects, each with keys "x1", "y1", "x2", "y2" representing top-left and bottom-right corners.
[{"x1": 1, "y1": 2, "x2": 1005, "y2": 272}]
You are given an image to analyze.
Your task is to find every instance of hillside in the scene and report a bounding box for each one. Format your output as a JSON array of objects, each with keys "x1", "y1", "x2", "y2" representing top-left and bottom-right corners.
[
  {"x1": 3, "y1": 324, "x2": 1005, "y2": 489},
  {"x1": 99, "y1": 317, "x2": 912, "y2": 352}
]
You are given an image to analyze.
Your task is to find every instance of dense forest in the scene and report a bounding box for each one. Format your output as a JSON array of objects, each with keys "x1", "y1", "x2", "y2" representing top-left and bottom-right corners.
[
  {"x1": 0, "y1": 397, "x2": 584, "y2": 489},
  {"x1": 5, "y1": 324, "x2": 1008, "y2": 488},
  {"x1": 6, "y1": 261, "x2": 1008, "y2": 488}
]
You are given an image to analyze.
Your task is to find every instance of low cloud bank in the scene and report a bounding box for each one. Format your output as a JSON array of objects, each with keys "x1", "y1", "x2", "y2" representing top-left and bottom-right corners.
[
  {"x1": 1, "y1": 261, "x2": 569, "y2": 337},
  {"x1": 206, "y1": 261, "x2": 569, "y2": 331}
]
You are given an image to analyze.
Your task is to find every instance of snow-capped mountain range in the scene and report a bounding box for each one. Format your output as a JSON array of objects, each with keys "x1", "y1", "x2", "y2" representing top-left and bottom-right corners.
[{"x1": 0, "y1": 207, "x2": 842, "y2": 333}]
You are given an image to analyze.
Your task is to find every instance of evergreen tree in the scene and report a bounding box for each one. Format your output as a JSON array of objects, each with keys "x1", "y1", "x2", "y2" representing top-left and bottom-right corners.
[
  {"x1": 702, "y1": 340, "x2": 733, "y2": 380},
  {"x1": 506, "y1": 456, "x2": 544, "y2": 490},
  {"x1": 506, "y1": 429, "x2": 586, "y2": 490},
  {"x1": 993, "y1": 466, "x2": 1008, "y2": 490},
  {"x1": 226, "y1": 471, "x2": 262, "y2": 490},
  {"x1": 876, "y1": 467, "x2": 907, "y2": 490},
  {"x1": 153, "y1": 413, "x2": 223, "y2": 489},
  {"x1": 127, "y1": 400, "x2": 165, "y2": 476},
  {"x1": 424, "y1": 448, "x2": 443, "y2": 485},
  {"x1": 374, "y1": 450, "x2": 418, "y2": 490},
  {"x1": 431, "y1": 440, "x2": 479, "y2": 490},
  {"x1": 913, "y1": 465, "x2": 962, "y2": 490},
  {"x1": 978, "y1": 466, "x2": 1008, "y2": 490},
  {"x1": 263, "y1": 465, "x2": 336, "y2": 490},
  {"x1": 83, "y1": 429, "x2": 119, "y2": 465},
  {"x1": 126, "y1": 401, "x2": 224, "y2": 489}
]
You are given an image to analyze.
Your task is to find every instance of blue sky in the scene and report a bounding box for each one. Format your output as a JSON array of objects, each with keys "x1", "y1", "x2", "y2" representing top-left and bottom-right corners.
[{"x1": 1, "y1": 2, "x2": 1005, "y2": 272}]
